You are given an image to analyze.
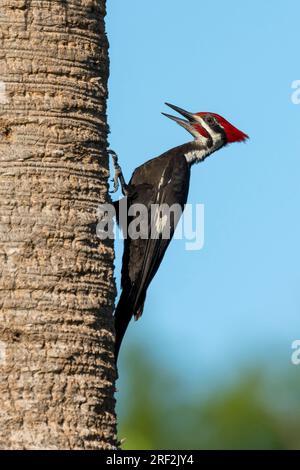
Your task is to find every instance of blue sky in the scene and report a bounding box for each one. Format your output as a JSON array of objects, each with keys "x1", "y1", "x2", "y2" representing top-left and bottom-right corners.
[{"x1": 106, "y1": 0, "x2": 300, "y2": 388}]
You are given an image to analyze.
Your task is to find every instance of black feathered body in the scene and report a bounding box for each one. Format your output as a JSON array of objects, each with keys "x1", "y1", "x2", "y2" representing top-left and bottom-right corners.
[{"x1": 114, "y1": 141, "x2": 206, "y2": 360}]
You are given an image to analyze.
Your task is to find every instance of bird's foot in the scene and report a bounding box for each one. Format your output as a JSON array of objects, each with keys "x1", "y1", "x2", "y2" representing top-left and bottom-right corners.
[{"x1": 108, "y1": 149, "x2": 129, "y2": 196}]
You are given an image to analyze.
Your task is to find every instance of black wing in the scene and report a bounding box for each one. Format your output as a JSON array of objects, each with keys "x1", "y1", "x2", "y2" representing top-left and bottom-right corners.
[{"x1": 114, "y1": 153, "x2": 190, "y2": 360}]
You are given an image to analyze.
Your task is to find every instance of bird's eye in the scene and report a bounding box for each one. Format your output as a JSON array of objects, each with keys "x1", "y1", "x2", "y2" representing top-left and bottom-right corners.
[{"x1": 205, "y1": 115, "x2": 215, "y2": 125}]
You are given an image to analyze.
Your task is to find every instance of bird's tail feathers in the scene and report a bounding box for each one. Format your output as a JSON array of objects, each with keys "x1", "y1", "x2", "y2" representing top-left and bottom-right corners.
[{"x1": 114, "y1": 287, "x2": 146, "y2": 362}]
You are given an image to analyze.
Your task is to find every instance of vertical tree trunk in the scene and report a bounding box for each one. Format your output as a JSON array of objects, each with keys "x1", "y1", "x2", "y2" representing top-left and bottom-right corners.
[{"x1": 0, "y1": 0, "x2": 117, "y2": 449}]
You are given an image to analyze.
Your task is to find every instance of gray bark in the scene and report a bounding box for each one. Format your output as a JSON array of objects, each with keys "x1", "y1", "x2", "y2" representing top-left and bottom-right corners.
[{"x1": 0, "y1": 0, "x2": 117, "y2": 449}]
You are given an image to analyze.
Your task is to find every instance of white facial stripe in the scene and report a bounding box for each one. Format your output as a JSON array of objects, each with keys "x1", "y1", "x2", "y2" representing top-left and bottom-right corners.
[
  {"x1": 196, "y1": 117, "x2": 223, "y2": 148},
  {"x1": 206, "y1": 126, "x2": 223, "y2": 148},
  {"x1": 184, "y1": 116, "x2": 225, "y2": 164}
]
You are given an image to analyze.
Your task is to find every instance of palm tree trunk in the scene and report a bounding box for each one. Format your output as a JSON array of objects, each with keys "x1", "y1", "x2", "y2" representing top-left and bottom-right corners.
[{"x1": 0, "y1": 0, "x2": 117, "y2": 449}]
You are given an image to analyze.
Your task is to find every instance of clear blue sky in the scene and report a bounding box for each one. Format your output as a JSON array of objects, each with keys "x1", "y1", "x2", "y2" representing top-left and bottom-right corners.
[{"x1": 107, "y1": 0, "x2": 300, "y2": 387}]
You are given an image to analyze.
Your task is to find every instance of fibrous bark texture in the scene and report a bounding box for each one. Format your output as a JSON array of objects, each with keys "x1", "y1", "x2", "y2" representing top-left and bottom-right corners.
[{"x1": 0, "y1": 0, "x2": 117, "y2": 449}]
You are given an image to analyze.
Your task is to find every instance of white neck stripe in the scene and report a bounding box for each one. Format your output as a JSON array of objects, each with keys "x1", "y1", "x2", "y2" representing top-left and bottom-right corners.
[{"x1": 184, "y1": 148, "x2": 208, "y2": 164}]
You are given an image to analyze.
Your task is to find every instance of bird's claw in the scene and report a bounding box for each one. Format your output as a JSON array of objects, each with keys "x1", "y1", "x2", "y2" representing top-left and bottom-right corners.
[
  {"x1": 109, "y1": 149, "x2": 120, "y2": 193},
  {"x1": 108, "y1": 149, "x2": 129, "y2": 196},
  {"x1": 112, "y1": 169, "x2": 121, "y2": 193}
]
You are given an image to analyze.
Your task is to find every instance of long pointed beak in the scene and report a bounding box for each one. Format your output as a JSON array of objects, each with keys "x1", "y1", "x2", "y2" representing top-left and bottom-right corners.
[
  {"x1": 161, "y1": 112, "x2": 189, "y2": 125},
  {"x1": 164, "y1": 102, "x2": 194, "y2": 121},
  {"x1": 162, "y1": 103, "x2": 199, "y2": 138}
]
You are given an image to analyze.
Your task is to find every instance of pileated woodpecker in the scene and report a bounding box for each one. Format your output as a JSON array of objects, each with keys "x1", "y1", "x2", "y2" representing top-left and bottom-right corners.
[{"x1": 112, "y1": 103, "x2": 248, "y2": 362}]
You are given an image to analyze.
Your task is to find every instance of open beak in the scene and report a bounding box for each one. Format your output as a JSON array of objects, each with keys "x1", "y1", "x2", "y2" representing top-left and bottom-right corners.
[
  {"x1": 162, "y1": 103, "x2": 199, "y2": 138},
  {"x1": 163, "y1": 102, "x2": 195, "y2": 121}
]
